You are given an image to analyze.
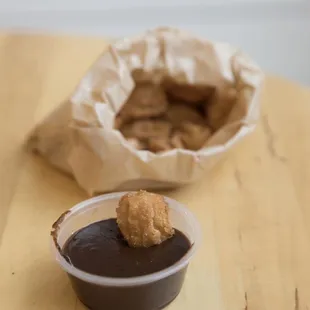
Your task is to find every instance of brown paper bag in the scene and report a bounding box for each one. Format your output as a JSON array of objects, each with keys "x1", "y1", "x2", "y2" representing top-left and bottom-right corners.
[{"x1": 28, "y1": 27, "x2": 264, "y2": 195}]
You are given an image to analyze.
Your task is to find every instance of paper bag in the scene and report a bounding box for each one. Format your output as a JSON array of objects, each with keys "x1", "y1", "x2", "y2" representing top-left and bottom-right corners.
[{"x1": 28, "y1": 27, "x2": 264, "y2": 195}]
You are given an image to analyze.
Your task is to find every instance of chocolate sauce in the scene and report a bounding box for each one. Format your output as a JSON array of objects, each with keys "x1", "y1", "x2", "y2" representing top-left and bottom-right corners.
[{"x1": 63, "y1": 218, "x2": 191, "y2": 310}]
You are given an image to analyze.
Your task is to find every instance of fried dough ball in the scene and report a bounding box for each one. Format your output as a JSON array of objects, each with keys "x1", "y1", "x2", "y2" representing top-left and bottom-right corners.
[
  {"x1": 166, "y1": 103, "x2": 205, "y2": 128},
  {"x1": 179, "y1": 122, "x2": 212, "y2": 150},
  {"x1": 170, "y1": 132, "x2": 185, "y2": 149},
  {"x1": 120, "y1": 119, "x2": 172, "y2": 140},
  {"x1": 165, "y1": 83, "x2": 214, "y2": 103},
  {"x1": 148, "y1": 137, "x2": 172, "y2": 153},
  {"x1": 118, "y1": 84, "x2": 168, "y2": 122},
  {"x1": 116, "y1": 190, "x2": 175, "y2": 248}
]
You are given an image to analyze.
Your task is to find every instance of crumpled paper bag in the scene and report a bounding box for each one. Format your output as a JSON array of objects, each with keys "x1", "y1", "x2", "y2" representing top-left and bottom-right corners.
[{"x1": 28, "y1": 27, "x2": 264, "y2": 195}]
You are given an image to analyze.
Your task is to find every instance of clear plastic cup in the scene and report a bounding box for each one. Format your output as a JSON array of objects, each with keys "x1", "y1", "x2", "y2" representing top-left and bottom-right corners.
[{"x1": 51, "y1": 192, "x2": 201, "y2": 310}]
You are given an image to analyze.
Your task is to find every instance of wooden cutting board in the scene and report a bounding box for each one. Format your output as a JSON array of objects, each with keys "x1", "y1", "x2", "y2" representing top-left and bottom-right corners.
[{"x1": 0, "y1": 33, "x2": 310, "y2": 310}]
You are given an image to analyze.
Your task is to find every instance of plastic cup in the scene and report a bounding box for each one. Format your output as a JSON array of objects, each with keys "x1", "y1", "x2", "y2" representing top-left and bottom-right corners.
[{"x1": 51, "y1": 192, "x2": 201, "y2": 310}]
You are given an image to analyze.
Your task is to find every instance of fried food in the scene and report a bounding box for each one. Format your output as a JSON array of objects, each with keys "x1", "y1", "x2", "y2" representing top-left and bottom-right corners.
[
  {"x1": 179, "y1": 122, "x2": 212, "y2": 150},
  {"x1": 166, "y1": 103, "x2": 205, "y2": 127},
  {"x1": 116, "y1": 190, "x2": 175, "y2": 247},
  {"x1": 148, "y1": 137, "x2": 172, "y2": 153},
  {"x1": 119, "y1": 84, "x2": 168, "y2": 121},
  {"x1": 120, "y1": 119, "x2": 172, "y2": 140},
  {"x1": 170, "y1": 132, "x2": 185, "y2": 149},
  {"x1": 165, "y1": 83, "x2": 214, "y2": 103},
  {"x1": 115, "y1": 82, "x2": 225, "y2": 153}
]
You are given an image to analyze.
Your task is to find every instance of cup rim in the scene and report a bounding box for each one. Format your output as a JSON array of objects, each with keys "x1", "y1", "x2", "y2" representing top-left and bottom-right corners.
[{"x1": 51, "y1": 192, "x2": 202, "y2": 287}]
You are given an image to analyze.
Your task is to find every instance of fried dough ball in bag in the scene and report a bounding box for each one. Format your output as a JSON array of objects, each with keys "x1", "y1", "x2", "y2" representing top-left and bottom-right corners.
[
  {"x1": 118, "y1": 84, "x2": 168, "y2": 122},
  {"x1": 179, "y1": 122, "x2": 212, "y2": 151},
  {"x1": 120, "y1": 119, "x2": 172, "y2": 140},
  {"x1": 166, "y1": 103, "x2": 205, "y2": 128},
  {"x1": 165, "y1": 82, "x2": 214, "y2": 104}
]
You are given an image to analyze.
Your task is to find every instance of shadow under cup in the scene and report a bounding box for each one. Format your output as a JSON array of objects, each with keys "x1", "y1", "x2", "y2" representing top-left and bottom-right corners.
[{"x1": 51, "y1": 193, "x2": 201, "y2": 310}]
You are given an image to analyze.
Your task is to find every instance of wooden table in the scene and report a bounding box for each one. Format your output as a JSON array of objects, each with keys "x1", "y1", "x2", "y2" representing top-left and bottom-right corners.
[{"x1": 1, "y1": 33, "x2": 310, "y2": 310}]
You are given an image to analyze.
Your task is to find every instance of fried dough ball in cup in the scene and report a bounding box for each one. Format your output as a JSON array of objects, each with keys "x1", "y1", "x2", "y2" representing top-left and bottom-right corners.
[{"x1": 116, "y1": 190, "x2": 175, "y2": 248}]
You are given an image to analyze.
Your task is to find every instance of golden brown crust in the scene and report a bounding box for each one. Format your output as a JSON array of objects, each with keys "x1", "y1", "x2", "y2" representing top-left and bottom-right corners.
[
  {"x1": 148, "y1": 137, "x2": 172, "y2": 153},
  {"x1": 170, "y1": 132, "x2": 185, "y2": 149},
  {"x1": 116, "y1": 190, "x2": 175, "y2": 248},
  {"x1": 120, "y1": 119, "x2": 172, "y2": 140},
  {"x1": 179, "y1": 122, "x2": 212, "y2": 150},
  {"x1": 165, "y1": 83, "x2": 214, "y2": 103},
  {"x1": 119, "y1": 84, "x2": 168, "y2": 122},
  {"x1": 166, "y1": 103, "x2": 205, "y2": 128}
]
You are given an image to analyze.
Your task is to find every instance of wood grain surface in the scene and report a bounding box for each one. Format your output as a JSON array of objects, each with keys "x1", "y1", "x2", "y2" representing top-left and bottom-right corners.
[{"x1": 0, "y1": 33, "x2": 310, "y2": 310}]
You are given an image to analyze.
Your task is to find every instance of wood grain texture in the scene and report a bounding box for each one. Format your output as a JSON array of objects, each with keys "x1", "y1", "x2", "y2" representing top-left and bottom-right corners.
[{"x1": 0, "y1": 33, "x2": 310, "y2": 310}]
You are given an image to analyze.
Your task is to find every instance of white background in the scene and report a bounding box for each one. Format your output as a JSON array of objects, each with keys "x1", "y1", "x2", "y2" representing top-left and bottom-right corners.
[{"x1": 0, "y1": 0, "x2": 309, "y2": 85}]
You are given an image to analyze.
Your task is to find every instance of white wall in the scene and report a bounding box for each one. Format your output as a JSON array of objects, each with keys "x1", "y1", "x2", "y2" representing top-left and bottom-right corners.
[
  {"x1": 0, "y1": 0, "x2": 303, "y2": 10},
  {"x1": 0, "y1": 0, "x2": 309, "y2": 85}
]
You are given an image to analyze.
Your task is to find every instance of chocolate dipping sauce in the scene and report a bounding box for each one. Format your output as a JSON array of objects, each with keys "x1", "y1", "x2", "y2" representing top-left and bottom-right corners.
[{"x1": 63, "y1": 218, "x2": 191, "y2": 310}]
